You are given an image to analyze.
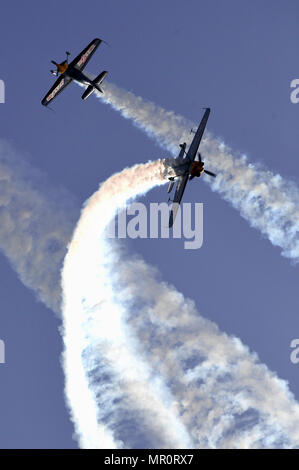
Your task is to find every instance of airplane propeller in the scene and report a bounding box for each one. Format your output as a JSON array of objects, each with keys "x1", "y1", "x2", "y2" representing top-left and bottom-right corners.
[
  {"x1": 196, "y1": 153, "x2": 216, "y2": 177},
  {"x1": 204, "y1": 170, "x2": 216, "y2": 177}
]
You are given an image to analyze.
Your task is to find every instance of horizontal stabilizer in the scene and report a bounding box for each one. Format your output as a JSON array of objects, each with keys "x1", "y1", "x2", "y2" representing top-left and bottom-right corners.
[
  {"x1": 81, "y1": 85, "x2": 95, "y2": 100},
  {"x1": 94, "y1": 70, "x2": 108, "y2": 86}
]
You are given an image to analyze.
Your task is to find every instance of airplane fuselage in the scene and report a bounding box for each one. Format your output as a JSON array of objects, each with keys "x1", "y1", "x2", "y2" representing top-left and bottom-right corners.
[
  {"x1": 53, "y1": 59, "x2": 95, "y2": 86},
  {"x1": 168, "y1": 108, "x2": 214, "y2": 227},
  {"x1": 66, "y1": 67, "x2": 92, "y2": 85},
  {"x1": 55, "y1": 64, "x2": 93, "y2": 86}
]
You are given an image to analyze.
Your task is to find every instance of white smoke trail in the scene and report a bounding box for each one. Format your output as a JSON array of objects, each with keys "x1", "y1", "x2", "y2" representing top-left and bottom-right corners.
[
  {"x1": 0, "y1": 141, "x2": 117, "y2": 447},
  {"x1": 108, "y1": 245, "x2": 299, "y2": 448},
  {"x1": 2, "y1": 81, "x2": 299, "y2": 448},
  {"x1": 62, "y1": 158, "x2": 299, "y2": 448},
  {"x1": 61, "y1": 160, "x2": 195, "y2": 449},
  {"x1": 0, "y1": 140, "x2": 186, "y2": 449},
  {"x1": 0, "y1": 139, "x2": 78, "y2": 313},
  {"x1": 0, "y1": 141, "x2": 118, "y2": 447},
  {"x1": 97, "y1": 82, "x2": 299, "y2": 262},
  {"x1": 1, "y1": 135, "x2": 299, "y2": 448},
  {"x1": 0, "y1": 139, "x2": 193, "y2": 449}
]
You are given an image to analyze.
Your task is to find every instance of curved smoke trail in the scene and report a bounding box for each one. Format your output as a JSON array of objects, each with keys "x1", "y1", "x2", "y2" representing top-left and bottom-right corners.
[
  {"x1": 98, "y1": 82, "x2": 299, "y2": 262},
  {"x1": 61, "y1": 160, "x2": 195, "y2": 449},
  {"x1": 62, "y1": 159, "x2": 299, "y2": 448}
]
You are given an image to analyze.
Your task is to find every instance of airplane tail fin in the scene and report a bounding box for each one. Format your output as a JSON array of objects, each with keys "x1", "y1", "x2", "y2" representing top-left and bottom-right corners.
[
  {"x1": 81, "y1": 71, "x2": 108, "y2": 100},
  {"x1": 93, "y1": 70, "x2": 108, "y2": 93}
]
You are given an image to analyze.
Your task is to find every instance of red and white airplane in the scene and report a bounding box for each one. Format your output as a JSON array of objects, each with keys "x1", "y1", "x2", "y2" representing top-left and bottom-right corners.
[
  {"x1": 167, "y1": 108, "x2": 216, "y2": 227},
  {"x1": 41, "y1": 38, "x2": 108, "y2": 107}
]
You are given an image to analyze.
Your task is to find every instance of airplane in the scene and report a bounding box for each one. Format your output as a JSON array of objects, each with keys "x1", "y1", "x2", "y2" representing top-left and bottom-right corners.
[
  {"x1": 167, "y1": 108, "x2": 216, "y2": 227},
  {"x1": 41, "y1": 38, "x2": 108, "y2": 107}
]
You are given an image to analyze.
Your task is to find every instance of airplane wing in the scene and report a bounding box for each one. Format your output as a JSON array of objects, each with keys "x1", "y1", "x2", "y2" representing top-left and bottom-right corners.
[
  {"x1": 41, "y1": 75, "x2": 72, "y2": 106},
  {"x1": 186, "y1": 107, "x2": 210, "y2": 162},
  {"x1": 69, "y1": 38, "x2": 103, "y2": 71},
  {"x1": 169, "y1": 174, "x2": 189, "y2": 227}
]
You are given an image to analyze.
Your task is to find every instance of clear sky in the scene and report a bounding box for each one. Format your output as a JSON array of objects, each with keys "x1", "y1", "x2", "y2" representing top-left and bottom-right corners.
[{"x1": 0, "y1": 0, "x2": 299, "y2": 448}]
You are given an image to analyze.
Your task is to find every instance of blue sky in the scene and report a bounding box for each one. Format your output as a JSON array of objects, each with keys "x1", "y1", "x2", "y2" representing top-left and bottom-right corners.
[{"x1": 0, "y1": 0, "x2": 299, "y2": 448}]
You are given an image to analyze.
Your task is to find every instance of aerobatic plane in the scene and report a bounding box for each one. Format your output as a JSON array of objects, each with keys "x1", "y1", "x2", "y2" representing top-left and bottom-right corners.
[
  {"x1": 41, "y1": 38, "x2": 108, "y2": 107},
  {"x1": 167, "y1": 108, "x2": 216, "y2": 227}
]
